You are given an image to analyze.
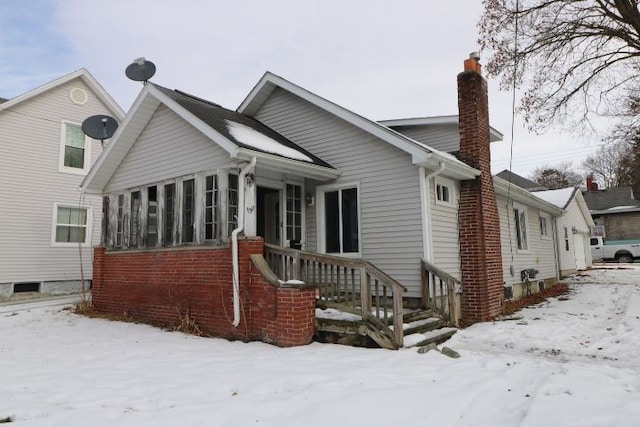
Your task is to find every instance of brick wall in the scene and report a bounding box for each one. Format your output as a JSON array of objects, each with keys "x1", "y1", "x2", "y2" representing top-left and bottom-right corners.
[
  {"x1": 92, "y1": 238, "x2": 316, "y2": 347},
  {"x1": 457, "y1": 57, "x2": 505, "y2": 323}
]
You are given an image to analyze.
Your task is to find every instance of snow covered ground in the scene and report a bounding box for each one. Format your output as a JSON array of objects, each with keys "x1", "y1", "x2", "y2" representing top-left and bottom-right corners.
[{"x1": 1, "y1": 266, "x2": 639, "y2": 426}]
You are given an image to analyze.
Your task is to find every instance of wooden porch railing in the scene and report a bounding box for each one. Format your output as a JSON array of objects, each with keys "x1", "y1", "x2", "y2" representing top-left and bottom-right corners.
[
  {"x1": 264, "y1": 244, "x2": 407, "y2": 348},
  {"x1": 421, "y1": 259, "x2": 460, "y2": 326}
]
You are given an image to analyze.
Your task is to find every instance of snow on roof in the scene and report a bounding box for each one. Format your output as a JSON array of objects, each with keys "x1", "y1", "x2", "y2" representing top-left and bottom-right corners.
[
  {"x1": 533, "y1": 187, "x2": 576, "y2": 209},
  {"x1": 225, "y1": 120, "x2": 313, "y2": 162}
]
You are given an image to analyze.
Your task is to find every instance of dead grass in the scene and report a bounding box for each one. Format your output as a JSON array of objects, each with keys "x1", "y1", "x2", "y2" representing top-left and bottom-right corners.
[{"x1": 502, "y1": 283, "x2": 570, "y2": 316}]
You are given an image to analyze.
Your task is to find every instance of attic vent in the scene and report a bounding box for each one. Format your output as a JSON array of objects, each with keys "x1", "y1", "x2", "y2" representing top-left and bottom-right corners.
[{"x1": 69, "y1": 87, "x2": 88, "y2": 105}]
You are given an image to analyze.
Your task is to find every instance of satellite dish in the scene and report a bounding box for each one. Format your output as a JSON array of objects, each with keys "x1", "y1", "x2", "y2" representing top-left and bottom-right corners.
[
  {"x1": 82, "y1": 115, "x2": 119, "y2": 141},
  {"x1": 125, "y1": 57, "x2": 156, "y2": 83}
]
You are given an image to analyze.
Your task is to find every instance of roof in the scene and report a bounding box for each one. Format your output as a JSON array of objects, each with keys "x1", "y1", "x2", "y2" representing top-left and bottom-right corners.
[
  {"x1": 495, "y1": 170, "x2": 546, "y2": 191},
  {"x1": 493, "y1": 175, "x2": 563, "y2": 216},
  {"x1": 582, "y1": 187, "x2": 640, "y2": 211},
  {"x1": 0, "y1": 68, "x2": 124, "y2": 119},
  {"x1": 379, "y1": 115, "x2": 504, "y2": 143},
  {"x1": 82, "y1": 83, "x2": 339, "y2": 194},
  {"x1": 534, "y1": 187, "x2": 595, "y2": 227},
  {"x1": 153, "y1": 85, "x2": 333, "y2": 168},
  {"x1": 237, "y1": 72, "x2": 480, "y2": 181}
]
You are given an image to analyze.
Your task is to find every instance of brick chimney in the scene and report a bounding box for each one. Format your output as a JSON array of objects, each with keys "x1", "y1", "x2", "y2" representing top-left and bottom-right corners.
[
  {"x1": 586, "y1": 174, "x2": 598, "y2": 191},
  {"x1": 457, "y1": 52, "x2": 504, "y2": 323}
]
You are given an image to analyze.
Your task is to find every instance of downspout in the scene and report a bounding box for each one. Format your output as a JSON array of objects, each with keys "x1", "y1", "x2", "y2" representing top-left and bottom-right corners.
[
  {"x1": 419, "y1": 162, "x2": 446, "y2": 262},
  {"x1": 552, "y1": 217, "x2": 561, "y2": 281},
  {"x1": 231, "y1": 157, "x2": 257, "y2": 327}
]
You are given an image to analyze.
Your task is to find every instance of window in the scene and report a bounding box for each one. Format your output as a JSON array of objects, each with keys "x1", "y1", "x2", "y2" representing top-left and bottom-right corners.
[
  {"x1": 163, "y1": 183, "x2": 176, "y2": 246},
  {"x1": 564, "y1": 226, "x2": 570, "y2": 251},
  {"x1": 435, "y1": 177, "x2": 455, "y2": 206},
  {"x1": 228, "y1": 173, "x2": 238, "y2": 234},
  {"x1": 182, "y1": 179, "x2": 195, "y2": 243},
  {"x1": 116, "y1": 194, "x2": 124, "y2": 248},
  {"x1": 130, "y1": 191, "x2": 141, "y2": 248},
  {"x1": 205, "y1": 175, "x2": 218, "y2": 241},
  {"x1": 539, "y1": 213, "x2": 550, "y2": 238},
  {"x1": 147, "y1": 186, "x2": 158, "y2": 247},
  {"x1": 513, "y1": 204, "x2": 528, "y2": 250},
  {"x1": 286, "y1": 184, "x2": 302, "y2": 242},
  {"x1": 323, "y1": 186, "x2": 359, "y2": 254},
  {"x1": 53, "y1": 204, "x2": 89, "y2": 245},
  {"x1": 60, "y1": 121, "x2": 89, "y2": 173}
]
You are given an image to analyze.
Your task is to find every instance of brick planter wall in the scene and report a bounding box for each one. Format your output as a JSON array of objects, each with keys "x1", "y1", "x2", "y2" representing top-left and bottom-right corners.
[
  {"x1": 92, "y1": 238, "x2": 316, "y2": 347},
  {"x1": 457, "y1": 57, "x2": 505, "y2": 323}
]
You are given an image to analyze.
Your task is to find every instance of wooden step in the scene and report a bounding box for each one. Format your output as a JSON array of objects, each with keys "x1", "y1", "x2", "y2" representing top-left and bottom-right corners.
[
  {"x1": 400, "y1": 308, "x2": 435, "y2": 324},
  {"x1": 403, "y1": 328, "x2": 457, "y2": 348},
  {"x1": 402, "y1": 317, "x2": 445, "y2": 336}
]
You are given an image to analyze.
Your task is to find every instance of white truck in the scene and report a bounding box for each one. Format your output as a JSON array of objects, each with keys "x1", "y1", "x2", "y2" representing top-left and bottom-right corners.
[{"x1": 590, "y1": 236, "x2": 640, "y2": 263}]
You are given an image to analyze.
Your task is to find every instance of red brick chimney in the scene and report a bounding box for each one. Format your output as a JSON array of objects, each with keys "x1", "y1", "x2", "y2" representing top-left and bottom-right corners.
[
  {"x1": 586, "y1": 174, "x2": 598, "y2": 191},
  {"x1": 457, "y1": 52, "x2": 504, "y2": 323}
]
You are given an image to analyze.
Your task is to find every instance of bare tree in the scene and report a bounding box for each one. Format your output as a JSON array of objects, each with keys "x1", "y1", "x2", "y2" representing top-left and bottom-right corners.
[
  {"x1": 479, "y1": 0, "x2": 640, "y2": 131},
  {"x1": 529, "y1": 162, "x2": 583, "y2": 189},
  {"x1": 582, "y1": 140, "x2": 636, "y2": 188}
]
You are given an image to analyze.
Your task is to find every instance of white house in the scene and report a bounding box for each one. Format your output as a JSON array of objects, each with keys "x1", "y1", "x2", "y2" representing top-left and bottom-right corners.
[{"x1": 0, "y1": 69, "x2": 124, "y2": 299}]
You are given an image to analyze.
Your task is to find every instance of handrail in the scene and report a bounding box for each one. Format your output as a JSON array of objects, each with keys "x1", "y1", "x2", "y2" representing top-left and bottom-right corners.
[
  {"x1": 264, "y1": 244, "x2": 405, "y2": 348},
  {"x1": 420, "y1": 258, "x2": 460, "y2": 326}
]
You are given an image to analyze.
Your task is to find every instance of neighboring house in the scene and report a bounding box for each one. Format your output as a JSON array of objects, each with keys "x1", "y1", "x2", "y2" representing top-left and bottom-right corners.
[
  {"x1": 80, "y1": 55, "x2": 552, "y2": 347},
  {"x1": 0, "y1": 69, "x2": 124, "y2": 299},
  {"x1": 534, "y1": 187, "x2": 595, "y2": 277},
  {"x1": 583, "y1": 176, "x2": 640, "y2": 242},
  {"x1": 495, "y1": 169, "x2": 547, "y2": 191}
]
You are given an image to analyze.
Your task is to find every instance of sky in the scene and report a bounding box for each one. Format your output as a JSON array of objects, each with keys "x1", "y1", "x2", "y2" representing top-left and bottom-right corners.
[
  {"x1": 0, "y1": 0, "x2": 609, "y2": 179},
  {"x1": 1, "y1": 266, "x2": 639, "y2": 425}
]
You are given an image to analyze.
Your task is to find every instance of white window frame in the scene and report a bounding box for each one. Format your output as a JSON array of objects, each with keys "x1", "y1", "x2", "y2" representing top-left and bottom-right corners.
[
  {"x1": 285, "y1": 180, "x2": 305, "y2": 248},
  {"x1": 51, "y1": 203, "x2": 91, "y2": 247},
  {"x1": 513, "y1": 202, "x2": 529, "y2": 252},
  {"x1": 59, "y1": 120, "x2": 91, "y2": 175},
  {"x1": 539, "y1": 212, "x2": 551, "y2": 239},
  {"x1": 434, "y1": 177, "x2": 455, "y2": 207},
  {"x1": 316, "y1": 182, "x2": 361, "y2": 257}
]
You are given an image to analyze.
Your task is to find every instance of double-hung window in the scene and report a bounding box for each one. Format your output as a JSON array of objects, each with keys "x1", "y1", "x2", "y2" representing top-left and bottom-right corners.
[
  {"x1": 322, "y1": 186, "x2": 359, "y2": 254},
  {"x1": 228, "y1": 173, "x2": 239, "y2": 235},
  {"x1": 130, "y1": 191, "x2": 141, "y2": 248},
  {"x1": 116, "y1": 194, "x2": 124, "y2": 248},
  {"x1": 147, "y1": 186, "x2": 158, "y2": 247},
  {"x1": 163, "y1": 183, "x2": 176, "y2": 246},
  {"x1": 286, "y1": 184, "x2": 302, "y2": 243},
  {"x1": 539, "y1": 213, "x2": 550, "y2": 239},
  {"x1": 435, "y1": 177, "x2": 455, "y2": 206},
  {"x1": 205, "y1": 175, "x2": 218, "y2": 241},
  {"x1": 53, "y1": 204, "x2": 89, "y2": 245},
  {"x1": 513, "y1": 203, "x2": 529, "y2": 250},
  {"x1": 182, "y1": 179, "x2": 195, "y2": 243},
  {"x1": 60, "y1": 121, "x2": 90, "y2": 173}
]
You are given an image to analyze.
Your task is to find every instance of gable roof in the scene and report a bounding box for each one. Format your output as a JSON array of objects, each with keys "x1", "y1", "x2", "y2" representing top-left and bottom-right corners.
[
  {"x1": 495, "y1": 170, "x2": 546, "y2": 191},
  {"x1": 237, "y1": 72, "x2": 480, "y2": 181},
  {"x1": 582, "y1": 187, "x2": 640, "y2": 212},
  {"x1": 534, "y1": 187, "x2": 595, "y2": 227},
  {"x1": 82, "y1": 83, "x2": 339, "y2": 194},
  {"x1": 493, "y1": 175, "x2": 563, "y2": 216},
  {"x1": 378, "y1": 115, "x2": 504, "y2": 143},
  {"x1": 0, "y1": 68, "x2": 124, "y2": 119}
]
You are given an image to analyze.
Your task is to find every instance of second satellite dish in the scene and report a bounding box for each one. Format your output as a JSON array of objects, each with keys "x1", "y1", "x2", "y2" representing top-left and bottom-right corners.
[
  {"x1": 82, "y1": 115, "x2": 119, "y2": 141},
  {"x1": 126, "y1": 57, "x2": 156, "y2": 83}
]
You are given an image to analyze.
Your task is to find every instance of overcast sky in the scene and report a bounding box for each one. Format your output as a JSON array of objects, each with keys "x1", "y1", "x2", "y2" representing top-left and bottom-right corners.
[{"x1": 0, "y1": 0, "x2": 608, "y2": 178}]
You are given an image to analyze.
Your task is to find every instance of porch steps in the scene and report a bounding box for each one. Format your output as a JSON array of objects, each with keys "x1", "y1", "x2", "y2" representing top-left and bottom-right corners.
[{"x1": 315, "y1": 306, "x2": 457, "y2": 349}]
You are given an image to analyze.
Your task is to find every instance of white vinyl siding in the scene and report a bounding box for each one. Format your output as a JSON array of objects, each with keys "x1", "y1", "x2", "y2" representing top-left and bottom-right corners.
[
  {"x1": 388, "y1": 124, "x2": 460, "y2": 153},
  {"x1": 0, "y1": 78, "x2": 111, "y2": 283},
  {"x1": 430, "y1": 177, "x2": 461, "y2": 281},
  {"x1": 105, "y1": 106, "x2": 230, "y2": 193},
  {"x1": 254, "y1": 88, "x2": 429, "y2": 297},
  {"x1": 556, "y1": 197, "x2": 593, "y2": 276},
  {"x1": 514, "y1": 203, "x2": 529, "y2": 251},
  {"x1": 497, "y1": 194, "x2": 557, "y2": 288}
]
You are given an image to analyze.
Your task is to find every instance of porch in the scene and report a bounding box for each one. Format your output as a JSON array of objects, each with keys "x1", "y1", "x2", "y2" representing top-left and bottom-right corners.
[{"x1": 252, "y1": 244, "x2": 461, "y2": 349}]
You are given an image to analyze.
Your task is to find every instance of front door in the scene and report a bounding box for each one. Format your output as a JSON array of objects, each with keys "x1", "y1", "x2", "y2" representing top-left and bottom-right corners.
[{"x1": 257, "y1": 186, "x2": 281, "y2": 245}]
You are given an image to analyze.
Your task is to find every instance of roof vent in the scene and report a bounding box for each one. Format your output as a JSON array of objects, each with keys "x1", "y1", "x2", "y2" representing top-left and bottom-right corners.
[{"x1": 69, "y1": 87, "x2": 88, "y2": 105}]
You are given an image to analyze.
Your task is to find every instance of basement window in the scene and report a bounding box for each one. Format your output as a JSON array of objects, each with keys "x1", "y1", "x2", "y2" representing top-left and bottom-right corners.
[{"x1": 13, "y1": 282, "x2": 40, "y2": 293}]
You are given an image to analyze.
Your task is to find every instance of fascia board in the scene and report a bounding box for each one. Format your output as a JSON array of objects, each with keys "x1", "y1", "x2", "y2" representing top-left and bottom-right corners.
[
  {"x1": 236, "y1": 148, "x2": 341, "y2": 181},
  {"x1": 494, "y1": 176, "x2": 563, "y2": 216}
]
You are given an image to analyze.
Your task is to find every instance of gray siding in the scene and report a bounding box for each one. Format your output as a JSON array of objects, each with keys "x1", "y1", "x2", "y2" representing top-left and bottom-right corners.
[
  {"x1": 497, "y1": 194, "x2": 557, "y2": 290},
  {"x1": 430, "y1": 178, "x2": 461, "y2": 280},
  {"x1": 390, "y1": 124, "x2": 460, "y2": 153},
  {"x1": 105, "y1": 106, "x2": 231, "y2": 192},
  {"x1": 254, "y1": 88, "x2": 426, "y2": 297},
  {"x1": 0, "y1": 79, "x2": 112, "y2": 285}
]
